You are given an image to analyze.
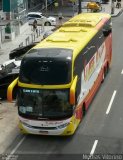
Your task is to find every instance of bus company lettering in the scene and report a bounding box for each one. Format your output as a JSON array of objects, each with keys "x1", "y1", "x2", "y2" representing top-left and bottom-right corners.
[
  {"x1": 84, "y1": 44, "x2": 105, "y2": 81},
  {"x1": 84, "y1": 55, "x2": 95, "y2": 81}
]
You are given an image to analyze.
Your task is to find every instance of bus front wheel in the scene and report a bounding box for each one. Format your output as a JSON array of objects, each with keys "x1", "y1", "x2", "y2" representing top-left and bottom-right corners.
[
  {"x1": 102, "y1": 65, "x2": 108, "y2": 83},
  {"x1": 80, "y1": 104, "x2": 86, "y2": 122},
  {"x1": 82, "y1": 105, "x2": 86, "y2": 117}
]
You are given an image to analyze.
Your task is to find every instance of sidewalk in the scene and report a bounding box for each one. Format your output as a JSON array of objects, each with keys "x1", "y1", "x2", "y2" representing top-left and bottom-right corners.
[
  {"x1": 0, "y1": 2, "x2": 123, "y2": 154},
  {"x1": 0, "y1": 24, "x2": 54, "y2": 64}
]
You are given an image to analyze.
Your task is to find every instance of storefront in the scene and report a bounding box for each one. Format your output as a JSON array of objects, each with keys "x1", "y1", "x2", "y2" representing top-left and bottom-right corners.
[{"x1": 2, "y1": 0, "x2": 28, "y2": 39}]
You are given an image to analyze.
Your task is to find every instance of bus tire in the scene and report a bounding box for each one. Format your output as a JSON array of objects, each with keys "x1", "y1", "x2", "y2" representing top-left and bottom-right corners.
[
  {"x1": 107, "y1": 63, "x2": 109, "y2": 74},
  {"x1": 101, "y1": 66, "x2": 107, "y2": 83},
  {"x1": 82, "y1": 104, "x2": 86, "y2": 117},
  {"x1": 80, "y1": 104, "x2": 86, "y2": 123},
  {"x1": 44, "y1": 22, "x2": 51, "y2": 26},
  {"x1": 101, "y1": 68, "x2": 105, "y2": 83}
]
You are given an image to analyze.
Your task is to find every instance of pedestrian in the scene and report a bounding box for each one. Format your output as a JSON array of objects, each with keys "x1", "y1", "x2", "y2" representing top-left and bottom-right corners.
[
  {"x1": 32, "y1": 19, "x2": 37, "y2": 32},
  {"x1": 116, "y1": 0, "x2": 121, "y2": 8}
]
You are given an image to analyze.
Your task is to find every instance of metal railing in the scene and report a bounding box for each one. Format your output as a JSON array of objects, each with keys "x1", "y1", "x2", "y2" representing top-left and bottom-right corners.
[{"x1": 18, "y1": 26, "x2": 44, "y2": 48}]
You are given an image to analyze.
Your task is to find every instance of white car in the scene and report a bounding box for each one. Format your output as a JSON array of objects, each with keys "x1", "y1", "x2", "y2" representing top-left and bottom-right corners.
[{"x1": 27, "y1": 12, "x2": 56, "y2": 26}]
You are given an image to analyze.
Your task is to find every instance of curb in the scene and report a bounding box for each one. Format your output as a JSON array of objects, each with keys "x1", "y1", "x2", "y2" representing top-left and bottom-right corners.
[{"x1": 111, "y1": 8, "x2": 123, "y2": 17}]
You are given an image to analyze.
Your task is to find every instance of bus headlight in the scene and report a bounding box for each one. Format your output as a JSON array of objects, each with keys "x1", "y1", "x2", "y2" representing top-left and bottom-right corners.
[
  {"x1": 21, "y1": 121, "x2": 31, "y2": 128},
  {"x1": 57, "y1": 123, "x2": 69, "y2": 129}
]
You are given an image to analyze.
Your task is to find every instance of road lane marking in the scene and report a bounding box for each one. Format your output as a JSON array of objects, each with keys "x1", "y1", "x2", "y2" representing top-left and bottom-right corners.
[
  {"x1": 90, "y1": 140, "x2": 98, "y2": 155},
  {"x1": 106, "y1": 90, "x2": 117, "y2": 115},
  {"x1": 121, "y1": 70, "x2": 123, "y2": 74},
  {"x1": 6, "y1": 136, "x2": 26, "y2": 160}
]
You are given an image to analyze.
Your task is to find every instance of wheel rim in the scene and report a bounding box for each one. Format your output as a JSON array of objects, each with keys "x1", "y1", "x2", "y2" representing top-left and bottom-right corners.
[{"x1": 45, "y1": 22, "x2": 50, "y2": 26}]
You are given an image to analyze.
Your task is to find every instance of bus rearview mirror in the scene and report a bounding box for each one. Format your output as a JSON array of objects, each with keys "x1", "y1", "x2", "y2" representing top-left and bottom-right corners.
[
  {"x1": 70, "y1": 76, "x2": 78, "y2": 105},
  {"x1": 7, "y1": 78, "x2": 18, "y2": 102}
]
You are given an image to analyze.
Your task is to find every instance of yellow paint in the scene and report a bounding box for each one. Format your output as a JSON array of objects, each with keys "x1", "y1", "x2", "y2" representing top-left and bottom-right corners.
[
  {"x1": 19, "y1": 121, "x2": 29, "y2": 134},
  {"x1": 61, "y1": 116, "x2": 80, "y2": 135},
  {"x1": 7, "y1": 77, "x2": 18, "y2": 102},
  {"x1": 70, "y1": 76, "x2": 78, "y2": 105},
  {"x1": 18, "y1": 80, "x2": 71, "y2": 89}
]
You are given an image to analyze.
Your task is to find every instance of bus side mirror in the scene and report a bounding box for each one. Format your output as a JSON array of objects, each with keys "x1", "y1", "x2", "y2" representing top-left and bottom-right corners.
[
  {"x1": 103, "y1": 29, "x2": 112, "y2": 36},
  {"x1": 103, "y1": 24, "x2": 112, "y2": 37},
  {"x1": 70, "y1": 76, "x2": 78, "y2": 105},
  {"x1": 7, "y1": 77, "x2": 18, "y2": 102}
]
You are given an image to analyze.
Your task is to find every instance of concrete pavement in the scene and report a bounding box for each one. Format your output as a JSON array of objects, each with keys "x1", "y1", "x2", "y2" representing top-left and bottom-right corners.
[
  {"x1": 0, "y1": 2, "x2": 123, "y2": 154},
  {"x1": 0, "y1": 25, "x2": 54, "y2": 64}
]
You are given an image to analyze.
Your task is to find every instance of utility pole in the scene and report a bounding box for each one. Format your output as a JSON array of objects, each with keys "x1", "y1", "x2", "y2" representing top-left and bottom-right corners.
[
  {"x1": 78, "y1": 0, "x2": 81, "y2": 14},
  {"x1": 111, "y1": 0, "x2": 115, "y2": 14},
  {"x1": 45, "y1": 0, "x2": 48, "y2": 17}
]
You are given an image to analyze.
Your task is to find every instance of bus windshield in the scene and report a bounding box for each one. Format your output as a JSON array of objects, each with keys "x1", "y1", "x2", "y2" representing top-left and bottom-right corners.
[
  {"x1": 17, "y1": 88, "x2": 73, "y2": 119},
  {"x1": 19, "y1": 48, "x2": 72, "y2": 85}
]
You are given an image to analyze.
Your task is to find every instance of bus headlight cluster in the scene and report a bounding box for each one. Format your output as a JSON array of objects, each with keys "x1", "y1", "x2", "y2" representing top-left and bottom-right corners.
[
  {"x1": 57, "y1": 123, "x2": 69, "y2": 129},
  {"x1": 21, "y1": 121, "x2": 31, "y2": 128}
]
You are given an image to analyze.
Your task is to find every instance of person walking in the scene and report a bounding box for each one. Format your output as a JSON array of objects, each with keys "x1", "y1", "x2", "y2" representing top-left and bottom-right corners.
[
  {"x1": 116, "y1": 0, "x2": 121, "y2": 8},
  {"x1": 32, "y1": 19, "x2": 37, "y2": 32}
]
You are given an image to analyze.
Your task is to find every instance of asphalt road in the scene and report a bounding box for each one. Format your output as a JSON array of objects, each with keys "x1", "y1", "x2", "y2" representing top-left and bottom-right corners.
[{"x1": 2, "y1": 14, "x2": 123, "y2": 160}]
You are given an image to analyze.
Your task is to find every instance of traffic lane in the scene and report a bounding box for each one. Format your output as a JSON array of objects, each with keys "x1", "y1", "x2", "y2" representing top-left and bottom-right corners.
[
  {"x1": 91, "y1": 76, "x2": 123, "y2": 154},
  {"x1": 94, "y1": 137, "x2": 123, "y2": 154},
  {"x1": 4, "y1": 133, "x2": 98, "y2": 160},
  {"x1": 8, "y1": 134, "x2": 96, "y2": 155},
  {"x1": 112, "y1": 15, "x2": 123, "y2": 66},
  {"x1": 97, "y1": 76, "x2": 123, "y2": 139}
]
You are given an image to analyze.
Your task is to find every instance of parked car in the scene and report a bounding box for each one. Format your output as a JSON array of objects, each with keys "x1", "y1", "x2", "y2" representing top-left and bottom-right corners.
[
  {"x1": 87, "y1": 1, "x2": 102, "y2": 11},
  {"x1": 80, "y1": 0, "x2": 102, "y2": 9},
  {"x1": 0, "y1": 60, "x2": 21, "y2": 100},
  {"x1": 27, "y1": 12, "x2": 56, "y2": 26},
  {"x1": 9, "y1": 42, "x2": 38, "y2": 59}
]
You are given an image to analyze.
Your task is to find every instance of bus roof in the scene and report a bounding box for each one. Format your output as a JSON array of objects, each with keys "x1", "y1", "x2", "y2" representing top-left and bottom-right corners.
[{"x1": 34, "y1": 13, "x2": 111, "y2": 59}]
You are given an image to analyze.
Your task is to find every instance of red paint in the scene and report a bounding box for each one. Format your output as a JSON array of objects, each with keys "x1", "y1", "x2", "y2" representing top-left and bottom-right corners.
[{"x1": 75, "y1": 33, "x2": 112, "y2": 122}]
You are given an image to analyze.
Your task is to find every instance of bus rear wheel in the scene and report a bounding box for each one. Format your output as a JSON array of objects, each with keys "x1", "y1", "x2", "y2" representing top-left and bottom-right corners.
[
  {"x1": 102, "y1": 64, "x2": 109, "y2": 83},
  {"x1": 44, "y1": 22, "x2": 51, "y2": 26},
  {"x1": 82, "y1": 105, "x2": 86, "y2": 117},
  {"x1": 104, "y1": 63, "x2": 109, "y2": 77}
]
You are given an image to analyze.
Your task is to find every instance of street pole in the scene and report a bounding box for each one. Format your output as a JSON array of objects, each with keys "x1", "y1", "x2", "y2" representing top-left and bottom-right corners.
[
  {"x1": 111, "y1": 0, "x2": 115, "y2": 14},
  {"x1": 45, "y1": 0, "x2": 48, "y2": 17},
  {"x1": 78, "y1": 0, "x2": 82, "y2": 14}
]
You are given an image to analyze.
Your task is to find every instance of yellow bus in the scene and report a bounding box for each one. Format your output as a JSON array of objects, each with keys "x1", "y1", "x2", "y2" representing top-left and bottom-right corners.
[{"x1": 7, "y1": 13, "x2": 112, "y2": 135}]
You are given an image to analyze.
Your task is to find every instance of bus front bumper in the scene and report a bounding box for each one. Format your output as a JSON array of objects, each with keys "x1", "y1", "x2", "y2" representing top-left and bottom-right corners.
[{"x1": 19, "y1": 117, "x2": 78, "y2": 136}]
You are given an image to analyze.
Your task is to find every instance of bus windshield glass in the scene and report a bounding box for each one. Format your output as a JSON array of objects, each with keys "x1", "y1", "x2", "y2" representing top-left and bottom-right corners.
[
  {"x1": 19, "y1": 48, "x2": 72, "y2": 85},
  {"x1": 17, "y1": 88, "x2": 73, "y2": 119}
]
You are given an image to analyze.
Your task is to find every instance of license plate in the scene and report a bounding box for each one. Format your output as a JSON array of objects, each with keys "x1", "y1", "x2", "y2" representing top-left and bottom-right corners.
[{"x1": 39, "y1": 131, "x2": 48, "y2": 135}]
